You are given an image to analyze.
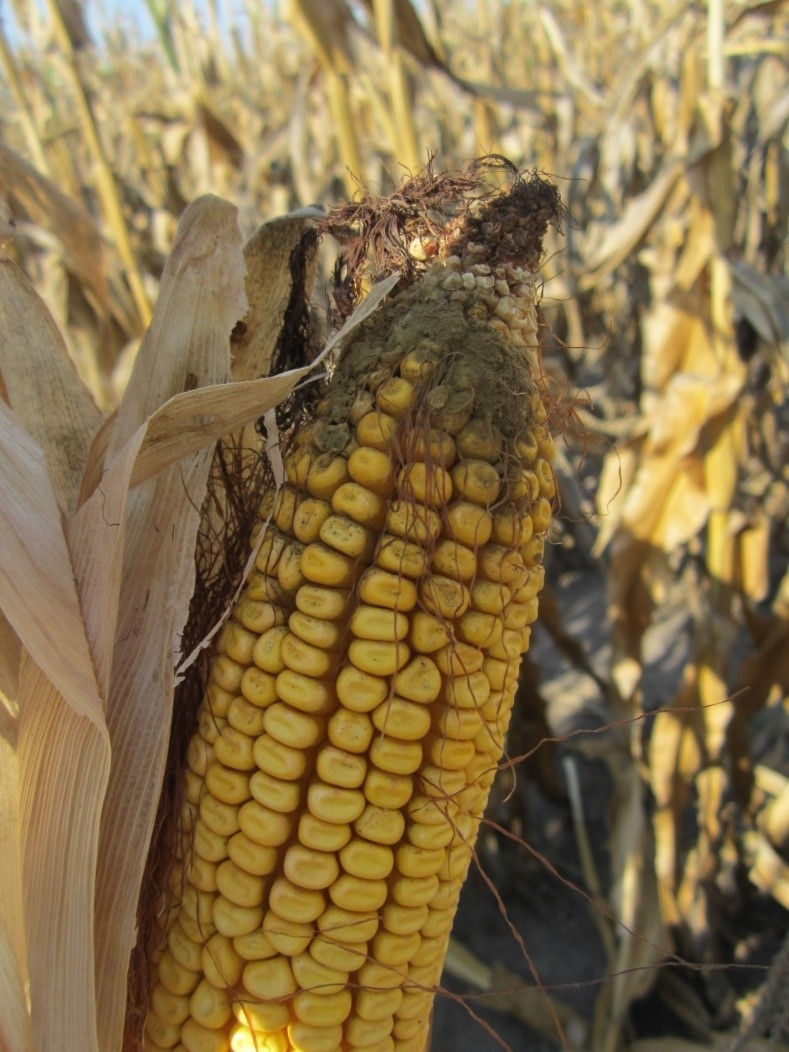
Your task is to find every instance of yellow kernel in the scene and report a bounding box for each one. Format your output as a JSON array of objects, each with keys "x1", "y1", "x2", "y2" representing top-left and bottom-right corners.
[
  {"x1": 286, "y1": 448, "x2": 312, "y2": 487},
  {"x1": 515, "y1": 432, "x2": 539, "y2": 463},
  {"x1": 211, "y1": 655, "x2": 244, "y2": 694},
  {"x1": 355, "y1": 986, "x2": 404, "y2": 1022},
  {"x1": 363, "y1": 768, "x2": 413, "y2": 809},
  {"x1": 238, "y1": 799, "x2": 293, "y2": 847},
  {"x1": 332, "y1": 482, "x2": 386, "y2": 529},
  {"x1": 249, "y1": 769, "x2": 300, "y2": 813},
  {"x1": 345, "y1": 1016, "x2": 396, "y2": 1046},
  {"x1": 390, "y1": 873, "x2": 440, "y2": 909},
  {"x1": 221, "y1": 622, "x2": 258, "y2": 666},
  {"x1": 450, "y1": 459, "x2": 501, "y2": 505},
  {"x1": 432, "y1": 704, "x2": 483, "y2": 741},
  {"x1": 430, "y1": 538, "x2": 477, "y2": 580},
  {"x1": 309, "y1": 937, "x2": 366, "y2": 972},
  {"x1": 419, "y1": 574, "x2": 469, "y2": 619},
  {"x1": 236, "y1": 599, "x2": 281, "y2": 635},
  {"x1": 340, "y1": 838, "x2": 394, "y2": 880},
  {"x1": 272, "y1": 484, "x2": 298, "y2": 532},
  {"x1": 214, "y1": 726, "x2": 255, "y2": 771},
  {"x1": 245, "y1": 571, "x2": 286, "y2": 605},
  {"x1": 354, "y1": 804, "x2": 406, "y2": 845},
  {"x1": 456, "y1": 610, "x2": 502, "y2": 648},
  {"x1": 399, "y1": 345, "x2": 438, "y2": 381},
  {"x1": 199, "y1": 710, "x2": 226, "y2": 746},
  {"x1": 470, "y1": 578, "x2": 511, "y2": 614},
  {"x1": 262, "y1": 910, "x2": 313, "y2": 956},
  {"x1": 298, "y1": 813, "x2": 352, "y2": 853},
  {"x1": 255, "y1": 530, "x2": 287, "y2": 576},
  {"x1": 396, "y1": 988, "x2": 434, "y2": 1022},
  {"x1": 386, "y1": 500, "x2": 442, "y2": 544},
  {"x1": 277, "y1": 541, "x2": 306, "y2": 593},
  {"x1": 301, "y1": 542, "x2": 356, "y2": 588},
  {"x1": 232, "y1": 998, "x2": 289, "y2": 1033},
  {"x1": 319, "y1": 513, "x2": 376, "y2": 560},
  {"x1": 348, "y1": 446, "x2": 395, "y2": 497},
  {"x1": 227, "y1": 696, "x2": 268, "y2": 737},
  {"x1": 200, "y1": 792, "x2": 240, "y2": 838},
  {"x1": 168, "y1": 922, "x2": 203, "y2": 972},
  {"x1": 351, "y1": 604, "x2": 408, "y2": 642},
  {"x1": 287, "y1": 1021, "x2": 343, "y2": 1051},
  {"x1": 252, "y1": 626, "x2": 290, "y2": 675},
  {"x1": 308, "y1": 781, "x2": 366, "y2": 824},
  {"x1": 395, "y1": 843, "x2": 445, "y2": 879},
  {"x1": 486, "y1": 628, "x2": 524, "y2": 660},
  {"x1": 181, "y1": 883, "x2": 216, "y2": 928},
  {"x1": 293, "y1": 497, "x2": 331, "y2": 544},
  {"x1": 329, "y1": 873, "x2": 388, "y2": 912},
  {"x1": 356, "y1": 411, "x2": 398, "y2": 450},
  {"x1": 532, "y1": 495, "x2": 552, "y2": 533},
  {"x1": 482, "y1": 655, "x2": 519, "y2": 692},
  {"x1": 418, "y1": 765, "x2": 467, "y2": 799},
  {"x1": 316, "y1": 744, "x2": 367, "y2": 788},
  {"x1": 275, "y1": 670, "x2": 334, "y2": 716},
  {"x1": 490, "y1": 507, "x2": 533, "y2": 546},
  {"x1": 522, "y1": 535, "x2": 545, "y2": 565},
  {"x1": 205, "y1": 763, "x2": 250, "y2": 806},
  {"x1": 283, "y1": 844, "x2": 340, "y2": 891},
  {"x1": 421, "y1": 905, "x2": 453, "y2": 937},
  {"x1": 440, "y1": 671, "x2": 491, "y2": 709},
  {"x1": 189, "y1": 978, "x2": 232, "y2": 1029},
  {"x1": 479, "y1": 543, "x2": 525, "y2": 585},
  {"x1": 150, "y1": 982, "x2": 191, "y2": 1026},
  {"x1": 393, "y1": 655, "x2": 442, "y2": 703},
  {"x1": 442, "y1": 501, "x2": 493, "y2": 548},
  {"x1": 317, "y1": 905, "x2": 378, "y2": 942},
  {"x1": 407, "y1": 611, "x2": 450, "y2": 654},
  {"x1": 242, "y1": 954, "x2": 297, "y2": 1001},
  {"x1": 348, "y1": 639, "x2": 411, "y2": 677},
  {"x1": 398, "y1": 462, "x2": 452, "y2": 507},
  {"x1": 227, "y1": 926, "x2": 275, "y2": 964},
  {"x1": 263, "y1": 703, "x2": 324, "y2": 749},
  {"x1": 370, "y1": 735, "x2": 422, "y2": 776},
  {"x1": 406, "y1": 821, "x2": 453, "y2": 851},
  {"x1": 535, "y1": 457, "x2": 556, "y2": 498},
  {"x1": 372, "y1": 929, "x2": 421, "y2": 967},
  {"x1": 280, "y1": 633, "x2": 336, "y2": 679},
  {"x1": 194, "y1": 820, "x2": 228, "y2": 863},
  {"x1": 336, "y1": 665, "x2": 388, "y2": 713},
  {"x1": 202, "y1": 933, "x2": 243, "y2": 988},
  {"x1": 504, "y1": 598, "x2": 539, "y2": 630},
  {"x1": 455, "y1": 418, "x2": 502, "y2": 461},
  {"x1": 290, "y1": 953, "x2": 346, "y2": 996},
  {"x1": 375, "y1": 535, "x2": 429, "y2": 579},
  {"x1": 144, "y1": 1013, "x2": 181, "y2": 1048},
  {"x1": 410, "y1": 932, "x2": 448, "y2": 966},
  {"x1": 356, "y1": 959, "x2": 407, "y2": 990},
  {"x1": 372, "y1": 697, "x2": 431, "y2": 741},
  {"x1": 409, "y1": 427, "x2": 457, "y2": 468},
  {"x1": 253, "y1": 734, "x2": 308, "y2": 781},
  {"x1": 295, "y1": 583, "x2": 350, "y2": 620},
  {"x1": 292, "y1": 989, "x2": 352, "y2": 1027},
  {"x1": 269, "y1": 877, "x2": 325, "y2": 924},
  {"x1": 381, "y1": 902, "x2": 429, "y2": 936},
  {"x1": 213, "y1": 896, "x2": 263, "y2": 938},
  {"x1": 307, "y1": 453, "x2": 349, "y2": 500},
  {"x1": 239, "y1": 668, "x2": 277, "y2": 710},
  {"x1": 288, "y1": 610, "x2": 343, "y2": 650},
  {"x1": 377, "y1": 375, "x2": 414, "y2": 417},
  {"x1": 427, "y1": 735, "x2": 475, "y2": 769},
  {"x1": 204, "y1": 683, "x2": 234, "y2": 719},
  {"x1": 358, "y1": 567, "x2": 418, "y2": 611},
  {"x1": 187, "y1": 736, "x2": 212, "y2": 777}
]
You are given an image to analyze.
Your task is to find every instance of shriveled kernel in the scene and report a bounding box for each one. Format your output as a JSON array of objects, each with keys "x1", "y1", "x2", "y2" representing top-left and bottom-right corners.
[
  {"x1": 284, "y1": 844, "x2": 340, "y2": 891},
  {"x1": 483, "y1": 655, "x2": 519, "y2": 692},
  {"x1": 354, "y1": 804, "x2": 406, "y2": 845},
  {"x1": 213, "y1": 895, "x2": 263, "y2": 938},
  {"x1": 442, "y1": 501, "x2": 493, "y2": 547},
  {"x1": 348, "y1": 639, "x2": 410, "y2": 677},
  {"x1": 298, "y1": 812, "x2": 352, "y2": 852},
  {"x1": 253, "y1": 734, "x2": 308, "y2": 781},
  {"x1": 418, "y1": 764, "x2": 467, "y2": 798},
  {"x1": 356, "y1": 411, "x2": 398, "y2": 451},
  {"x1": 249, "y1": 769, "x2": 300, "y2": 813},
  {"x1": 356, "y1": 959, "x2": 406, "y2": 990},
  {"x1": 238, "y1": 800, "x2": 293, "y2": 847},
  {"x1": 242, "y1": 954, "x2": 297, "y2": 1001},
  {"x1": 532, "y1": 495, "x2": 552, "y2": 533},
  {"x1": 293, "y1": 497, "x2": 331, "y2": 544},
  {"x1": 479, "y1": 543, "x2": 525, "y2": 585},
  {"x1": 522, "y1": 535, "x2": 545, "y2": 564},
  {"x1": 398, "y1": 462, "x2": 452, "y2": 507},
  {"x1": 252, "y1": 626, "x2": 290, "y2": 674},
  {"x1": 328, "y1": 709, "x2": 374, "y2": 755},
  {"x1": 419, "y1": 574, "x2": 469, "y2": 619},
  {"x1": 275, "y1": 670, "x2": 334, "y2": 715},
  {"x1": 280, "y1": 633, "x2": 336, "y2": 679},
  {"x1": 316, "y1": 744, "x2": 367, "y2": 788},
  {"x1": 348, "y1": 446, "x2": 396, "y2": 497},
  {"x1": 409, "y1": 427, "x2": 457, "y2": 468},
  {"x1": 332, "y1": 482, "x2": 386, "y2": 528},
  {"x1": 535, "y1": 456, "x2": 556, "y2": 498},
  {"x1": 359, "y1": 567, "x2": 418, "y2": 612},
  {"x1": 386, "y1": 500, "x2": 442, "y2": 544},
  {"x1": 292, "y1": 989, "x2": 352, "y2": 1027},
  {"x1": 269, "y1": 877, "x2": 325, "y2": 924},
  {"x1": 329, "y1": 873, "x2": 388, "y2": 912},
  {"x1": 450, "y1": 459, "x2": 501, "y2": 505},
  {"x1": 263, "y1": 703, "x2": 324, "y2": 750},
  {"x1": 240, "y1": 667, "x2": 278, "y2": 709},
  {"x1": 262, "y1": 910, "x2": 313, "y2": 956},
  {"x1": 307, "y1": 782, "x2": 366, "y2": 824},
  {"x1": 399, "y1": 344, "x2": 438, "y2": 381},
  {"x1": 307, "y1": 453, "x2": 349, "y2": 500},
  {"x1": 372, "y1": 696, "x2": 431, "y2": 741},
  {"x1": 351, "y1": 604, "x2": 409, "y2": 642},
  {"x1": 370, "y1": 735, "x2": 422, "y2": 776},
  {"x1": 295, "y1": 583, "x2": 349, "y2": 620},
  {"x1": 430, "y1": 538, "x2": 477, "y2": 580},
  {"x1": 456, "y1": 418, "x2": 502, "y2": 461},
  {"x1": 205, "y1": 763, "x2": 250, "y2": 806},
  {"x1": 376, "y1": 534, "x2": 430, "y2": 578},
  {"x1": 340, "y1": 837, "x2": 394, "y2": 880},
  {"x1": 255, "y1": 530, "x2": 287, "y2": 576},
  {"x1": 202, "y1": 932, "x2": 243, "y2": 987},
  {"x1": 363, "y1": 768, "x2": 413, "y2": 809},
  {"x1": 335, "y1": 667, "x2": 387, "y2": 715},
  {"x1": 189, "y1": 977, "x2": 232, "y2": 1029},
  {"x1": 286, "y1": 448, "x2": 312, "y2": 486},
  {"x1": 227, "y1": 696, "x2": 267, "y2": 737},
  {"x1": 393, "y1": 655, "x2": 442, "y2": 704}
]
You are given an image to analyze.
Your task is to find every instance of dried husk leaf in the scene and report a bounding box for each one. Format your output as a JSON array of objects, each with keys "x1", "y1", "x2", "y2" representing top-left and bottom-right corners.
[
  {"x1": 0, "y1": 615, "x2": 20, "y2": 702},
  {"x1": 0, "y1": 257, "x2": 103, "y2": 512}
]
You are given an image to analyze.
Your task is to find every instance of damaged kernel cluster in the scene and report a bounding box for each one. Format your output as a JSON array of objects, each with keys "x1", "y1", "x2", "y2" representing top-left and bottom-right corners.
[{"x1": 145, "y1": 241, "x2": 556, "y2": 1052}]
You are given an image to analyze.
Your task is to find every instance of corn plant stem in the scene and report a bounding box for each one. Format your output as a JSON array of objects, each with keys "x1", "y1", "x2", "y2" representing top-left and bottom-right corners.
[
  {"x1": 0, "y1": 27, "x2": 53, "y2": 178},
  {"x1": 372, "y1": 0, "x2": 422, "y2": 173},
  {"x1": 325, "y1": 69, "x2": 365, "y2": 194},
  {"x1": 141, "y1": 0, "x2": 180, "y2": 72},
  {"x1": 45, "y1": 0, "x2": 152, "y2": 329}
]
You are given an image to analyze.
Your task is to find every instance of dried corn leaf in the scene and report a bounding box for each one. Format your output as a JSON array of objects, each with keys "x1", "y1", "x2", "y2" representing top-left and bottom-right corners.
[
  {"x1": 0, "y1": 257, "x2": 102, "y2": 512},
  {"x1": 0, "y1": 615, "x2": 20, "y2": 702}
]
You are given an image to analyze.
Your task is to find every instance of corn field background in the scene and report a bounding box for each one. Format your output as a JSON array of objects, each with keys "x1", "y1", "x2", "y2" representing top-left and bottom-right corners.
[{"x1": 0, "y1": 0, "x2": 787, "y2": 1050}]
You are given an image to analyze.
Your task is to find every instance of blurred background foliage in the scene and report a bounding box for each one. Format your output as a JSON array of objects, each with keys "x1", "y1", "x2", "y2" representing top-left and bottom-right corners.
[{"x1": 0, "y1": 1, "x2": 786, "y2": 1048}]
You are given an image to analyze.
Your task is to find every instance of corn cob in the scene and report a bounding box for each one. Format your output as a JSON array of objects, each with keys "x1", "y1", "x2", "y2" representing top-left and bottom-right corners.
[{"x1": 144, "y1": 179, "x2": 558, "y2": 1052}]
